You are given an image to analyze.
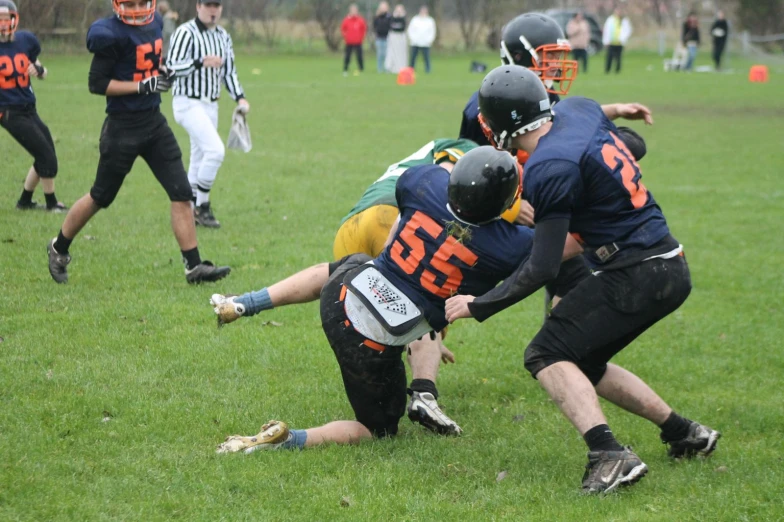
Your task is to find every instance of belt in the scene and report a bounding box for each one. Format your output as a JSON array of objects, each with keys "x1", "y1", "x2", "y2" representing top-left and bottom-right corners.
[{"x1": 187, "y1": 95, "x2": 219, "y2": 103}]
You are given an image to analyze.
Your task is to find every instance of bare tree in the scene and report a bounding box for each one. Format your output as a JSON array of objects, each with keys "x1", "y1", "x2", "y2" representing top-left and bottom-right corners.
[
  {"x1": 310, "y1": 0, "x2": 346, "y2": 52},
  {"x1": 454, "y1": 0, "x2": 482, "y2": 50}
]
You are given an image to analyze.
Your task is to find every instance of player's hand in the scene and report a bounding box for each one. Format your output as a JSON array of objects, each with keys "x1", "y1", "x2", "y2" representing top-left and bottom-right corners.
[
  {"x1": 28, "y1": 62, "x2": 45, "y2": 78},
  {"x1": 138, "y1": 74, "x2": 172, "y2": 95},
  {"x1": 616, "y1": 103, "x2": 654, "y2": 125},
  {"x1": 203, "y1": 55, "x2": 223, "y2": 68},
  {"x1": 445, "y1": 295, "x2": 475, "y2": 323},
  {"x1": 237, "y1": 98, "x2": 250, "y2": 115},
  {"x1": 516, "y1": 199, "x2": 535, "y2": 227},
  {"x1": 159, "y1": 65, "x2": 176, "y2": 81},
  {"x1": 440, "y1": 344, "x2": 456, "y2": 364}
]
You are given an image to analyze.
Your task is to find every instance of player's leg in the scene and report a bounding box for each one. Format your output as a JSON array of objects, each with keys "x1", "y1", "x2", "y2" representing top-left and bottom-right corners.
[
  {"x1": 140, "y1": 112, "x2": 230, "y2": 283},
  {"x1": 47, "y1": 117, "x2": 139, "y2": 283},
  {"x1": 217, "y1": 418, "x2": 372, "y2": 454},
  {"x1": 1, "y1": 107, "x2": 63, "y2": 211},
  {"x1": 406, "y1": 333, "x2": 462, "y2": 435},
  {"x1": 357, "y1": 44, "x2": 364, "y2": 72}
]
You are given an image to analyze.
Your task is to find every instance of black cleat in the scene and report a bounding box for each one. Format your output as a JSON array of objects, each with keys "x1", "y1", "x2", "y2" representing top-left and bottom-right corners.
[
  {"x1": 186, "y1": 261, "x2": 231, "y2": 284},
  {"x1": 16, "y1": 200, "x2": 41, "y2": 210},
  {"x1": 194, "y1": 203, "x2": 221, "y2": 228},
  {"x1": 46, "y1": 202, "x2": 69, "y2": 213},
  {"x1": 663, "y1": 422, "x2": 721, "y2": 459},
  {"x1": 582, "y1": 447, "x2": 648, "y2": 494},
  {"x1": 47, "y1": 238, "x2": 71, "y2": 284}
]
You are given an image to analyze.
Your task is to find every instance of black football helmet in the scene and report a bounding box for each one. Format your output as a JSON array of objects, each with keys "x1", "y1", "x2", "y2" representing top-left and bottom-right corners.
[
  {"x1": 478, "y1": 65, "x2": 553, "y2": 150},
  {"x1": 500, "y1": 13, "x2": 577, "y2": 95},
  {"x1": 0, "y1": 0, "x2": 19, "y2": 37},
  {"x1": 447, "y1": 146, "x2": 521, "y2": 226}
]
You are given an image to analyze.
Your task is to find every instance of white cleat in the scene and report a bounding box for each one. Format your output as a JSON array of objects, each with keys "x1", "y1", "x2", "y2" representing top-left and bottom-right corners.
[
  {"x1": 407, "y1": 392, "x2": 463, "y2": 436},
  {"x1": 210, "y1": 294, "x2": 246, "y2": 327}
]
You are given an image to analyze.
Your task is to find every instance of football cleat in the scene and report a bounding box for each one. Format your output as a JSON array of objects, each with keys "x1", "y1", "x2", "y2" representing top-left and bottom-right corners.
[
  {"x1": 185, "y1": 261, "x2": 231, "y2": 284},
  {"x1": 582, "y1": 447, "x2": 648, "y2": 494},
  {"x1": 217, "y1": 420, "x2": 291, "y2": 454},
  {"x1": 16, "y1": 200, "x2": 41, "y2": 210},
  {"x1": 407, "y1": 392, "x2": 463, "y2": 436},
  {"x1": 47, "y1": 238, "x2": 71, "y2": 284},
  {"x1": 46, "y1": 202, "x2": 69, "y2": 213},
  {"x1": 194, "y1": 203, "x2": 220, "y2": 228},
  {"x1": 663, "y1": 422, "x2": 721, "y2": 459},
  {"x1": 210, "y1": 294, "x2": 245, "y2": 327}
]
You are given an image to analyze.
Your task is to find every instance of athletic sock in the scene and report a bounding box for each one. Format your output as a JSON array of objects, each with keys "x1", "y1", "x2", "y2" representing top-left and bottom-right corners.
[
  {"x1": 53, "y1": 230, "x2": 73, "y2": 255},
  {"x1": 408, "y1": 378, "x2": 439, "y2": 400},
  {"x1": 181, "y1": 247, "x2": 202, "y2": 271},
  {"x1": 659, "y1": 411, "x2": 692, "y2": 442},
  {"x1": 196, "y1": 187, "x2": 210, "y2": 207},
  {"x1": 235, "y1": 288, "x2": 273, "y2": 316},
  {"x1": 583, "y1": 424, "x2": 624, "y2": 452},
  {"x1": 44, "y1": 192, "x2": 58, "y2": 208},
  {"x1": 281, "y1": 429, "x2": 308, "y2": 450},
  {"x1": 19, "y1": 189, "x2": 34, "y2": 204}
]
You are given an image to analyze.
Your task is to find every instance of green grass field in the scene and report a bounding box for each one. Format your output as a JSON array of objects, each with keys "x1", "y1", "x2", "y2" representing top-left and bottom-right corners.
[{"x1": 1, "y1": 50, "x2": 783, "y2": 521}]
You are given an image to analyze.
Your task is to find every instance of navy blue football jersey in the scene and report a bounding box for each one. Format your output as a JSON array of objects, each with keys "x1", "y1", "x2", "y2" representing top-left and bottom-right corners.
[
  {"x1": 460, "y1": 89, "x2": 560, "y2": 146},
  {"x1": 374, "y1": 165, "x2": 534, "y2": 331},
  {"x1": 0, "y1": 31, "x2": 40, "y2": 107},
  {"x1": 523, "y1": 96, "x2": 670, "y2": 267},
  {"x1": 86, "y1": 13, "x2": 164, "y2": 113}
]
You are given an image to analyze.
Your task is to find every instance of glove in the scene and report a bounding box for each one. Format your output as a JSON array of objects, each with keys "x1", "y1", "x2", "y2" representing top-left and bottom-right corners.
[
  {"x1": 34, "y1": 63, "x2": 45, "y2": 77},
  {"x1": 137, "y1": 74, "x2": 172, "y2": 95}
]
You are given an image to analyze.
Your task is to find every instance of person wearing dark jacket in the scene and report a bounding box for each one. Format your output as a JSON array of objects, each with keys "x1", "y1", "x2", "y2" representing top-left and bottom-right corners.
[
  {"x1": 341, "y1": 4, "x2": 367, "y2": 75},
  {"x1": 710, "y1": 11, "x2": 728, "y2": 70},
  {"x1": 682, "y1": 13, "x2": 700, "y2": 72},
  {"x1": 373, "y1": 2, "x2": 391, "y2": 72}
]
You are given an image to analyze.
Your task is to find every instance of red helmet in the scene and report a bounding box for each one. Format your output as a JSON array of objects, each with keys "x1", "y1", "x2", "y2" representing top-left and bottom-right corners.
[
  {"x1": 0, "y1": 0, "x2": 19, "y2": 37},
  {"x1": 113, "y1": 0, "x2": 156, "y2": 26}
]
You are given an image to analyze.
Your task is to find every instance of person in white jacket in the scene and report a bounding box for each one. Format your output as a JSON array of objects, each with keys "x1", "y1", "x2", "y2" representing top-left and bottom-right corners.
[
  {"x1": 602, "y1": 6, "x2": 633, "y2": 73},
  {"x1": 407, "y1": 6, "x2": 436, "y2": 73}
]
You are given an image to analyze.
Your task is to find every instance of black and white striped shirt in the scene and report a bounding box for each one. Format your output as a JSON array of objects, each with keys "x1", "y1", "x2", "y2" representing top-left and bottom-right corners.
[{"x1": 167, "y1": 18, "x2": 244, "y2": 102}]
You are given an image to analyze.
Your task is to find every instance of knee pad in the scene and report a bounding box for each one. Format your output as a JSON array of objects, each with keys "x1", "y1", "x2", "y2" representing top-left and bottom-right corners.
[
  {"x1": 89, "y1": 184, "x2": 119, "y2": 208},
  {"x1": 34, "y1": 154, "x2": 58, "y2": 179}
]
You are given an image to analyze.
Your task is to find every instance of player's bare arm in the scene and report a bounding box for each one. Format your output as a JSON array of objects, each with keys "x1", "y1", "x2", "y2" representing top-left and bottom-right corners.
[{"x1": 600, "y1": 103, "x2": 654, "y2": 125}]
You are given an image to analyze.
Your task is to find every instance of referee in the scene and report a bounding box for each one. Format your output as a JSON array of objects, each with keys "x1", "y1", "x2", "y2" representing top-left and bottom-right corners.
[{"x1": 167, "y1": 0, "x2": 249, "y2": 228}]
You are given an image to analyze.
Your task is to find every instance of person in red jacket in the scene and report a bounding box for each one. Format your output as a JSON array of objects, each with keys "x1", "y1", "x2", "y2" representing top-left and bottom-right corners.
[{"x1": 342, "y1": 4, "x2": 367, "y2": 76}]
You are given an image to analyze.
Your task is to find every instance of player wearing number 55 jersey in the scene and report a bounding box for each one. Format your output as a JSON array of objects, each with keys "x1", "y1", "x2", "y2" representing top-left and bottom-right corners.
[
  {"x1": 446, "y1": 66, "x2": 719, "y2": 494},
  {"x1": 208, "y1": 147, "x2": 583, "y2": 453},
  {"x1": 46, "y1": 0, "x2": 230, "y2": 285},
  {"x1": 0, "y1": 0, "x2": 66, "y2": 212}
]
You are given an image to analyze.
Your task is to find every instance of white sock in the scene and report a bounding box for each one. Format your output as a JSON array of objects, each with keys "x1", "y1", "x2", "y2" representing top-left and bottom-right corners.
[{"x1": 196, "y1": 190, "x2": 210, "y2": 207}]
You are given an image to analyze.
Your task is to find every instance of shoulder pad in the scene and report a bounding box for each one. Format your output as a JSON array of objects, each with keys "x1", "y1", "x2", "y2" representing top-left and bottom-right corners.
[{"x1": 87, "y1": 19, "x2": 118, "y2": 53}]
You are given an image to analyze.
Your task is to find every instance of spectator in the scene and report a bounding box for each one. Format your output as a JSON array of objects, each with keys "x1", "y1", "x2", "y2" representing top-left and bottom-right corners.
[
  {"x1": 341, "y1": 4, "x2": 367, "y2": 76},
  {"x1": 158, "y1": 0, "x2": 179, "y2": 61},
  {"x1": 385, "y1": 4, "x2": 408, "y2": 73},
  {"x1": 711, "y1": 10, "x2": 728, "y2": 70},
  {"x1": 566, "y1": 12, "x2": 590, "y2": 73},
  {"x1": 407, "y1": 5, "x2": 436, "y2": 73},
  {"x1": 373, "y1": 2, "x2": 391, "y2": 73},
  {"x1": 602, "y1": 6, "x2": 632, "y2": 74},
  {"x1": 682, "y1": 12, "x2": 700, "y2": 72}
]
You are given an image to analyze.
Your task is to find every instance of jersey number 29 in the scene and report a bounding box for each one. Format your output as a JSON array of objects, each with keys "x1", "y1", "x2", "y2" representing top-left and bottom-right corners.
[{"x1": 0, "y1": 54, "x2": 30, "y2": 90}]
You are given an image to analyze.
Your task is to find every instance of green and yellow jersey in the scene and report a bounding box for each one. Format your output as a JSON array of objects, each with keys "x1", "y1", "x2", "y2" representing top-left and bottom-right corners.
[{"x1": 341, "y1": 138, "x2": 478, "y2": 224}]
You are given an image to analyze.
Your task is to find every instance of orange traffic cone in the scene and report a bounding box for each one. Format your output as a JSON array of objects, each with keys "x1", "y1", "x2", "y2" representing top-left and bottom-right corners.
[
  {"x1": 749, "y1": 65, "x2": 769, "y2": 83},
  {"x1": 397, "y1": 67, "x2": 416, "y2": 85}
]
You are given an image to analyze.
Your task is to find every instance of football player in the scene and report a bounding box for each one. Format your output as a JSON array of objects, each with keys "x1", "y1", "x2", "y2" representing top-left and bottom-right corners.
[
  {"x1": 333, "y1": 137, "x2": 537, "y2": 436},
  {"x1": 46, "y1": 0, "x2": 230, "y2": 285},
  {"x1": 0, "y1": 0, "x2": 66, "y2": 211},
  {"x1": 209, "y1": 147, "x2": 584, "y2": 453},
  {"x1": 459, "y1": 13, "x2": 647, "y2": 163},
  {"x1": 446, "y1": 66, "x2": 720, "y2": 494}
]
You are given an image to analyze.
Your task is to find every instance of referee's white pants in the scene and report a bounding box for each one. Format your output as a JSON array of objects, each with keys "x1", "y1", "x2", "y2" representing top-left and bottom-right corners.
[{"x1": 172, "y1": 96, "x2": 225, "y2": 197}]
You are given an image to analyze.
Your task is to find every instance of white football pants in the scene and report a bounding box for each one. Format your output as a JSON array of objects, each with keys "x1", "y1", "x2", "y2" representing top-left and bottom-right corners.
[{"x1": 172, "y1": 96, "x2": 225, "y2": 202}]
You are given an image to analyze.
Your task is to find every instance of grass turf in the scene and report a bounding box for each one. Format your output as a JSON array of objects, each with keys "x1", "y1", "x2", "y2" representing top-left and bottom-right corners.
[{"x1": 1, "y1": 50, "x2": 783, "y2": 521}]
